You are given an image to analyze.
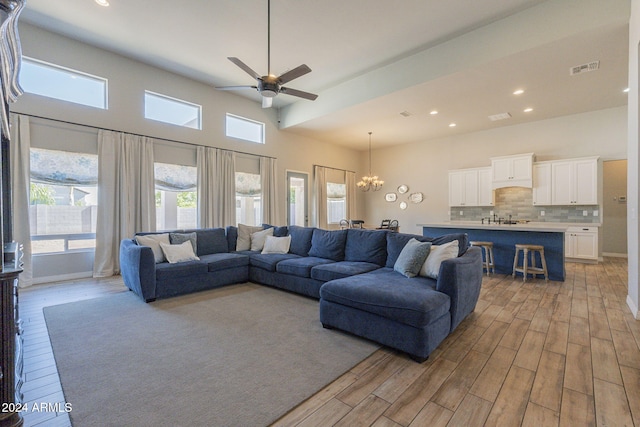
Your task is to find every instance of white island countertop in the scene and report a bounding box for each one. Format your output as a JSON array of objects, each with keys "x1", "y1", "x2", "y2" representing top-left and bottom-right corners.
[{"x1": 419, "y1": 221, "x2": 600, "y2": 233}]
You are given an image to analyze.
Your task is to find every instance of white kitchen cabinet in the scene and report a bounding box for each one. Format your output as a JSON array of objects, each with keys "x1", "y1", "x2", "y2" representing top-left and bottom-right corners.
[
  {"x1": 532, "y1": 162, "x2": 552, "y2": 206},
  {"x1": 565, "y1": 226, "x2": 598, "y2": 261},
  {"x1": 449, "y1": 169, "x2": 477, "y2": 206},
  {"x1": 448, "y1": 167, "x2": 493, "y2": 207},
  {"x1": 491, "y1": 153, "x2": 534, "y2": 188},
  {"x1": 477, "y1": 167, "x2": 494, "y2": 206},
  {"x1": 551, "y1": 157, "x2": 598, "y2": 205}
]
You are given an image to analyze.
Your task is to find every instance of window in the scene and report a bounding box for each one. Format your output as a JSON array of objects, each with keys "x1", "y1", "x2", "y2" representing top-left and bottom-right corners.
[
  {"x1": 145, "y1": 91, "x2": 201, "y2": 130},
  {"x1": 29, "y1": 148, "x2": 98, "y2": 254},
  {"x1": 327, "y1": 182, "x2": 346, "y2": 224},
  {"x1": 226, "y1": 113, "x2": 265, "y2": 144},
  {"x1": 155, "y1": 163, "x2": 197, "y2": 230},
  {"x1": 235, "y1": 172, "x2": 261, "y2": 225},
  {"x1": 20, "y1": 57, "x2": 108, "y2": 109}
]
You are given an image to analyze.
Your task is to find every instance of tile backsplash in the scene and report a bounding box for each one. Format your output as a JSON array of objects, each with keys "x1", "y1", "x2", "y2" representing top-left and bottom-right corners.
[{"x1": 449, "y1": 187, "x2": 600, "y2": 223}]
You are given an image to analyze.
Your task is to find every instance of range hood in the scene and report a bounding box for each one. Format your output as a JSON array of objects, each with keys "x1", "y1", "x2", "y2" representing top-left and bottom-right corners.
[{"x1": 491, "y1": 153, "x2": 535, "y2": 189}]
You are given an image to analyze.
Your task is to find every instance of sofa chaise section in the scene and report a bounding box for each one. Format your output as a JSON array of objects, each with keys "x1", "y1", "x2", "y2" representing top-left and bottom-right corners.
[{"x1": 319, "y1": 233, "x2": 483, "y2": 362}]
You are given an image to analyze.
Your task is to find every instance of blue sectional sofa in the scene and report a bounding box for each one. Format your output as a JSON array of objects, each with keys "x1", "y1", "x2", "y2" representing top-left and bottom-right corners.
[{"x1": 120, "y1": 225, "x2": 483, "y2": 361}]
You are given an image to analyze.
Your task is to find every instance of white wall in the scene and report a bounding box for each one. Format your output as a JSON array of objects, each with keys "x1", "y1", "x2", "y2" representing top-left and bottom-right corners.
[
  {"x1": 13, "y1": 23, "x2": 366, "y2": 281},
  {"x1": 14, "y1": 23, "x2": 366, "y2": 224},
  {"x1": 627, "y1": 0, "x2": 639, "y2": 318},
  {"x1": 362, "y1": 106, "x2": 627, "y2": 235}
]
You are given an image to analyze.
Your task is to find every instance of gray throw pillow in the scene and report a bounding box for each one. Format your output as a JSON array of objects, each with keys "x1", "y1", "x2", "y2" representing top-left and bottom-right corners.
[
  {"x1": 135, "y1": 233, "x2": 170, "y2": 263},
  {"x1": 170, "y1": 232, "x2": 198, "y2": 254},
  {"x1": 237, "y1": 224, "x2": 263, "y2": 251},
  {"x1": 394, "y1": 238, "x2": 432, "y2": 278}
]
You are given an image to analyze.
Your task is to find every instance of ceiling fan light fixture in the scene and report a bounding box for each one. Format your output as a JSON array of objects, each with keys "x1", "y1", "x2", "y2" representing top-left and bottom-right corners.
[
  {"x1": 357, "y1": 132, "x2": 384, "y2": 192},
  {"x1": 215, "y1": 0, "x2": 317, "y2": 108}
]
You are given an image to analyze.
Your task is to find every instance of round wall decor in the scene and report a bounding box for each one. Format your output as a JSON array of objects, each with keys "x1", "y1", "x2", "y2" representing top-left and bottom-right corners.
[
  {"x1": 397, "y1": 184, "x2": 409, "y2": 194},
  {"x1": 385, "y1": 192, "x2": 397, "y2": 202},
  {"x1": 409, "y1": 192, "x2": 424, "y2": 203},
  {"x1": 399, "y1": 201, "x2": 408, "y2": 210}
]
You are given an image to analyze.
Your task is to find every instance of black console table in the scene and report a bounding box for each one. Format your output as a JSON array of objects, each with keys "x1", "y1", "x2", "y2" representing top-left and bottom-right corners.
[{"x1": 0, "y1": 267, "x2": 23, "y2": 427}]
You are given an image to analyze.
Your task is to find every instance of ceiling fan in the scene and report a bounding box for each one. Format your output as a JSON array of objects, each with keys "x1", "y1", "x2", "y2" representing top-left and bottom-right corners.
[{"x1": 215, "y1": 0, "x2": 318, "y2": 108}]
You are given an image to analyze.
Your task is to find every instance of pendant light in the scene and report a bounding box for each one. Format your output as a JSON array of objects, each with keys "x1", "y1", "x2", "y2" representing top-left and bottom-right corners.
[{"x1": 357, "y1": 132, "x2": 384, "y2": 191}]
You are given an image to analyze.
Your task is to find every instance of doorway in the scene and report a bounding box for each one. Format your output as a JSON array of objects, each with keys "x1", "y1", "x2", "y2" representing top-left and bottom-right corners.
[
  {"x1": 603, "y1": 160, "x2": 627, "y2": 256},
  {"x1": 287, "y1": 171, "x2": 308, "y2": 226}
]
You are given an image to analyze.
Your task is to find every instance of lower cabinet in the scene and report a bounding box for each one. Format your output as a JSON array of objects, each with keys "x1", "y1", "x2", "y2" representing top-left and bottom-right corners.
[{"x1": 565, "y1": 226, "x2": 598, "y2": 261}]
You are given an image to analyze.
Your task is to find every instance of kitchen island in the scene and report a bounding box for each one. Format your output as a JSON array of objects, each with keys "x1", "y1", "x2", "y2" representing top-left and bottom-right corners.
[{"x1": 420, "y1": 222, "x2": 568, "y2": 281}]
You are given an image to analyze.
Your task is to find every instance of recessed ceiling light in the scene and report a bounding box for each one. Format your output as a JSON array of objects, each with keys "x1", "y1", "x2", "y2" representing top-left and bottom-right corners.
[
  {"x1": 524, "y1": 108, "x2": 533, "y2": 113},
  {"x1": 430, "y1": 110, "x2": 438, "y2": 115},
  {"x1": 513, "y1": 89, "x2": 525, "y2": 95},
  {"x1": 624, "y1": 87, "x2": 630, "y2": 93},
  {"x1": 449, "y1": 123, "x2": 457, "y2": 128},
  {"x1": 95, "y1": 0, "x2": 109, "y2": 6}
]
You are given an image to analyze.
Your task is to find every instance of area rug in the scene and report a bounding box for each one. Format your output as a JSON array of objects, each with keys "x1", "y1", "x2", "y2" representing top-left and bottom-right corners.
[{"x1": 43, "y1": 283, "x2": 379, "y2": 427}]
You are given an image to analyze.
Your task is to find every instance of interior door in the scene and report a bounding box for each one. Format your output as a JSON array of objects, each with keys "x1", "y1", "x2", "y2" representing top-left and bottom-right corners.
[{"x1": 287, "y1": 171, "x2": 308, "y2": 226}]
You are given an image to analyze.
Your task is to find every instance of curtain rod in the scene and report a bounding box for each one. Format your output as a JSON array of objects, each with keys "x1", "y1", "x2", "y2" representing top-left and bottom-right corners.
[
  {"x1": 12, "y1": 111, "x2": 277, "y2": 160},
  {"x1": 314, "y1": 164, "x2": 356, "y2": 174}
]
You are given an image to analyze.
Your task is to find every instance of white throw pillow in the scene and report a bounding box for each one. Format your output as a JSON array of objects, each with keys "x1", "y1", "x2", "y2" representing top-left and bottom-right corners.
[
  {"x1": 135, "y1": 233, "x2": 170, "y2": 263},
  {"x1": 237, "y1": 224, "x2": 263, "y2": 251},
  {"x1": 159, "y1": 241, "x2": 200, "y2": 264},
  {"x1": 250, "y1": 227, "x2": 274, "y2": 251},
  {"x1": 261, "y1": 235, "x2": 292, "y2": 254},
  {"x1": 419, "y1": 240, "x2": 459, "y2": 279}
]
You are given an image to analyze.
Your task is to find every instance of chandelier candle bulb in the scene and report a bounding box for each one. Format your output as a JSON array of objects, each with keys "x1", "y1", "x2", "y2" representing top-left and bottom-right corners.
[{"x1": 358, "y1": 132, "x2": 383, "y2": 191}]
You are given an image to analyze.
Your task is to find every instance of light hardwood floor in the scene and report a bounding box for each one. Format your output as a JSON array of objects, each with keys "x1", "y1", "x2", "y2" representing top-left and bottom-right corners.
[{"x1": 17, "y1": 258, "x2": 639, "y2": 427}]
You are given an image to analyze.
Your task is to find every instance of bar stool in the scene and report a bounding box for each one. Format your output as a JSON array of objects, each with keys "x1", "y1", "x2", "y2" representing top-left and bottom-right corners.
[
  {"x1": 470, "y1": 241, "x2": 495, "y2": 276},
  {"x1": 512, "y1": 244, "x2": 548, "y2": 282}
]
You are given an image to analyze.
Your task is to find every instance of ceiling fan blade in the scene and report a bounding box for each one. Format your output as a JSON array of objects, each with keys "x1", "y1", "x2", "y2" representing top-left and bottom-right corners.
[
  {"x1": 280, "y1": 86, "x2": 318, "y2": 101},
  {"x1": 262, "y1": 96, "x2": 273, "y2": 108},
  {"x1": 215, "y1": 85, "x2": 257, "y2": 91},
  {"x1": 277, "y1": 64, "x2": 312, "y2": 84},
  {"x1": 227, "y1": 57, "x2": 261, "y2": 80}
]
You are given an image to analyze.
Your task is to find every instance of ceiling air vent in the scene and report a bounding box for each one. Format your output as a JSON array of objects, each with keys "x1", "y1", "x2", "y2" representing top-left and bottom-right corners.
[
  {"x1": 488, "y1": 112, "x2": 512, "y2": 121},
  {"x1": 399, "y1": 111, "x2": 412, "y2": 117},
  {"x1": 570, "y1": 60, "x2": 600, "y2": 76}
]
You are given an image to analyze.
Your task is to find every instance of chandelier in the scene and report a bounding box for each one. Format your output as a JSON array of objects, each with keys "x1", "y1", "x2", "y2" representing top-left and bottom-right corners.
[{"x1": 357, "y1": 132, "x2": 384, "y2": 191}]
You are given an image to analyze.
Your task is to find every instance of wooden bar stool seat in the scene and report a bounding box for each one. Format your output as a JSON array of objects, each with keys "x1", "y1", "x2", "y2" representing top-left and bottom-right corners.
[
  {"x1": 512, "y1": 243, "x2": 548, "y2": 282},
  {"x1": 470, "y1": 241, "x2": 495, "y2": 276}
]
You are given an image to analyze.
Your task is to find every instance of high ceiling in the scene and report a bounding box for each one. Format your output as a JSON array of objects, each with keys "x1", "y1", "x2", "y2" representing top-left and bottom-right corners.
[{"x1": 20, "y1": 0, "x2": 630, "y2": 150}]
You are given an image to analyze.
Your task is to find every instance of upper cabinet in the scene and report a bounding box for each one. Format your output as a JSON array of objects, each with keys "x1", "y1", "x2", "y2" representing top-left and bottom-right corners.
[
  {"x1": 491, "y1": 153, "x2": 534, "y2": 189},
  {"x1": 532, "y1": 162, "x2": 552, "y2": 206},
  {"x1": 477, "y1": 167, "x2": 494, "y2": 206},
  {"x1": 449, "y1": 167, "x2": 493, "y2": 207},
  {"x1": 551, "y1": 157, "x2": 598, "y2": 205},
  {"x1": 533, "y1": 157, "x2": 599, "y2": 206}
]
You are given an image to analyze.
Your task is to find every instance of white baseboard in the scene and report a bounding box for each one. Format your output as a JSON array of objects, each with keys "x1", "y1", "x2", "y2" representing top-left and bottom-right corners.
[
  {"x1": 602, "y1": 252, "x2": 628, "y2": 258},
  {"x1": 628, "y1": 295, "x2": 640, "y2": 320},
  {"x1": 32, "y1": 271, "x2": 93, "y2": 285}
]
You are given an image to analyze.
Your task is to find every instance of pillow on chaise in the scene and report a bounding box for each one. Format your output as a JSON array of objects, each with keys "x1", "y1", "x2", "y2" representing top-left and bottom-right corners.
[
  {"x1": 135, "y1": 233, "x2": 170, "y2": 263},
  {"x1": 394, "y1": 238, "x2": 432, "y2": 278},
  {"x1": 419, "y1": 240, "x2": 459, "y2": 279},
  {"x1": 261, "y1": 235, "x2": 292, "y2": 254},
  {"x1": 159, "y1": 241, "x2": 200, "y2": 264}
]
